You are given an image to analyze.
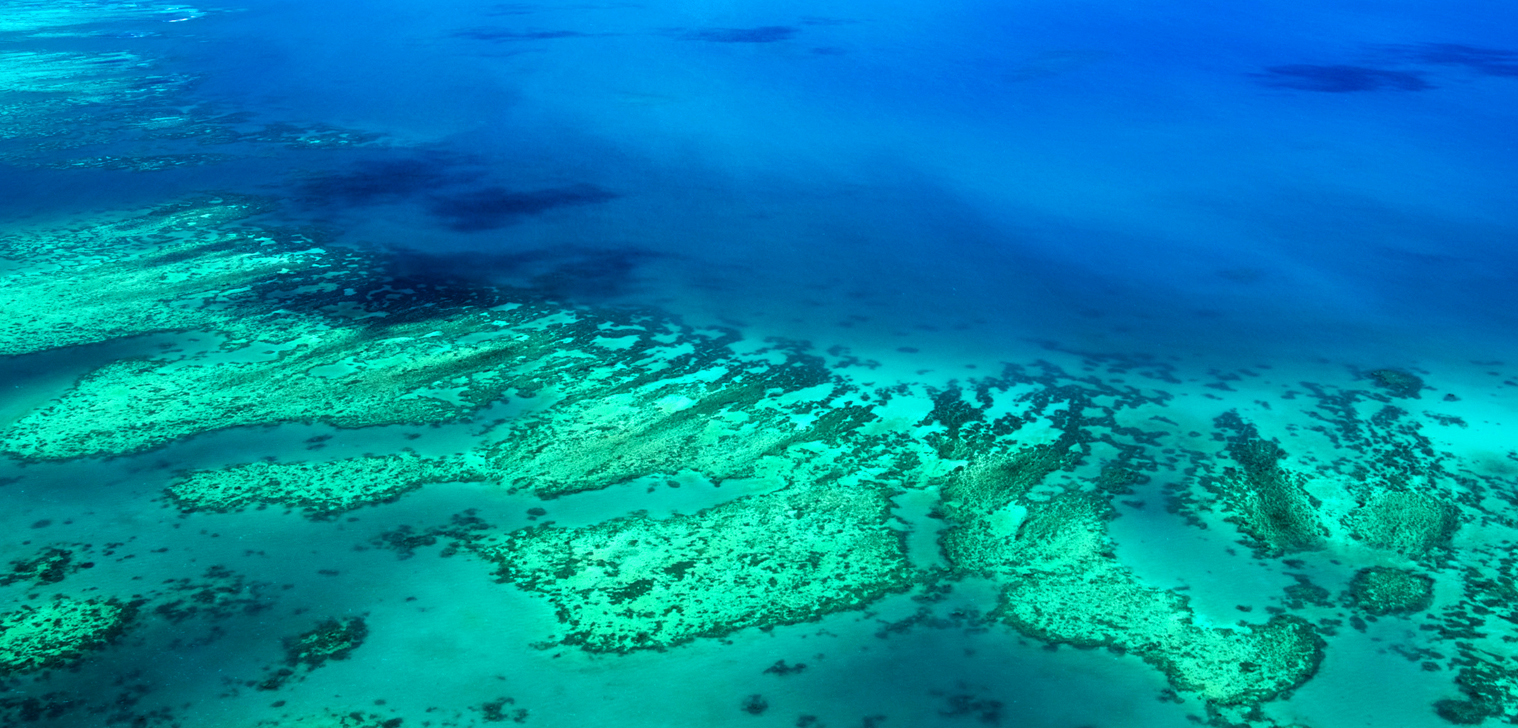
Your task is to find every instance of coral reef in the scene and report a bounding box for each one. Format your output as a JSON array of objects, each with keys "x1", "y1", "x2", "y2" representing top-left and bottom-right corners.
[
  {"x1": 0, "y1": 195, "x2": 318, "y2": 359},
  {"x1": 4, "y1": 190, "x2": 1517, "y2": 726},
  {"x1": 257, "y1": 617, "x2": 370, "y2": 691},
  {"x1": 1366, "y1": 368, "x2": 1425, "y2": 399},
  {"x1": 1348, "y1": 567, "x2": 1434, "y2": 616},
  {"x1": 2, "y1": 2, "x2": 1518, "y2": 726},
  {"x1": 475, "y1": 481, "x2": 915, "y2": 652},
  {"x1": 1208, "y1": 412, "x2": 1325, "y2": 556},
  {"x1": 0, "y1": 596, "x2": 134, "y2": 676},
  {"x1": 167, "y1": 452, "x2": 482, "y2": 515},
  {"x1": 475, "y1": 355, "x2": 873, "y2": 496},
  {"x1": 1348, "y1": 488, "x2": 1458, "y2": 557},
  {"x1": 0, "y1": 546, "x2": 82, "y2": 586},
  {"x1": 940, "y1": 446, "x2": 1324, "y2": 706},
  {"x1": 249, "y1": 709, "x2": 402, "y2": 728},
  {"x1": 0, "y1": 1, "x2": 380, "y2": 184}
]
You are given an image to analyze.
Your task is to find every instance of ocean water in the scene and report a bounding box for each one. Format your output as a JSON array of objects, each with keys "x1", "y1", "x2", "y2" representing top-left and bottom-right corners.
[{"x1": 2, "y1": 0, "x2": 1517, "y2": 726}]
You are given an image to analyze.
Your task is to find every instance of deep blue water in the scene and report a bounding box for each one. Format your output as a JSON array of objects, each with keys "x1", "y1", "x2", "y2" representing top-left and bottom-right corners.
[
  {"x1": 157, "y1": 0, "x2": 1518, "y2": 365},
  {"x1": 0, "y1": 0, "x2": 1500, "y2": 367}
]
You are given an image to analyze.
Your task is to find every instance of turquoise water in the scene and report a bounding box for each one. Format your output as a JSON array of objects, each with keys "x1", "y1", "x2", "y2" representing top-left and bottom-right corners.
[{"x1": 2, "y1": 1, "x2": 1518, "y2": 726}]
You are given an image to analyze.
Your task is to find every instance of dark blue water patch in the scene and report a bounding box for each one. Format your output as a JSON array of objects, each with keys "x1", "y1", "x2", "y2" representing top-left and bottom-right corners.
[
  {"x1": 1402, "y1": 43, "x2": 1518, "y2": 78},
  {"x1": 681, "y1": 26, "x2": 798, "y2": 43},
  {"x1": 426, "y1": 184, "x2": 618, "y2": 232},
  {"x1": 1252, "y1": 64, "x2": 1432, "y2": 92},
  {"x1": 526, "y1": 248, "x2": 662, "y2": 301},
  {"x1": 1214, "y1": 267, "x2": 1268, "y2": 284},
  {"x1": 389, "y1": 245, "x2": 666, "y2": 301},
  {"x1": 799, "y1": 17, "x2": 860, "y2": 27},
  {"x1": 483, "y1": 2, "x2": 540, "y2": 16},
  {"x1": 453, "y1": 28, "x2": 592, "y2": 42},
  {"x1": 294, "y1": 155, "x2": 484, "y2": 208}
]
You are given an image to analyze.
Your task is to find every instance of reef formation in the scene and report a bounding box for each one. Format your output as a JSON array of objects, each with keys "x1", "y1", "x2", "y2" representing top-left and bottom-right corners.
[{"x1": 4, "y1": 193, "x2": 1505, "y2": 727}]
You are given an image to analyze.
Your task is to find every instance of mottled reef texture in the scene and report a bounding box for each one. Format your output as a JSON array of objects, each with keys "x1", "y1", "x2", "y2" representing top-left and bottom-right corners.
[
  {"x1": 8, "y1": 191, "x2": 1518, "y2": 727},
  {"x1": 0, "y1": 597, "x2": 135, "y2": 676}
]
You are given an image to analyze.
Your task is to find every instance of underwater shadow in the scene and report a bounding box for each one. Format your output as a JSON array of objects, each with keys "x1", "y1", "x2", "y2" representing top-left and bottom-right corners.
[
  {"x1": 426, "y1": 184, "x2": 618, "y2": 232},
  {"x1": 1399, "y1": 43, "x2": 1518, "y2": 78},
  {"x1": 680, "y1": 26, "x2": 797, "y2": 43},
  {"x1": 388, "y1": 245, "x2": 665, "y2": 302},
  {"x1": 453, "y1": 28, "x2": 592, "y2": 42},
  {"x1": 294, "y1": 156, "x2": 482, "y2": 208},
  {"x1": 1252, "y1": 64, "x2": 1431, "y2": 92}
]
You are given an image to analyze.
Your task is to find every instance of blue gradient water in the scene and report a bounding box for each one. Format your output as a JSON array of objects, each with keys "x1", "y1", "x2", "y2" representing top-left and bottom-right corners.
[{"x1": 151, "y1": 0, "x2": 1516, "y2": 368}]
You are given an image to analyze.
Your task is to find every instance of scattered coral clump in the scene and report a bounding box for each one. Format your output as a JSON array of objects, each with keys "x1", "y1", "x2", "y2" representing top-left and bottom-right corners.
[
  {"x1": 0, "y1": 597, "x2": 133, "y2": 676},
  {"x1": 1349, "y1": 489, "x2": 1458, "y2": 557},
  {"x1": 1349, "y1": 566, "x2": 1434, "y2": 616}
]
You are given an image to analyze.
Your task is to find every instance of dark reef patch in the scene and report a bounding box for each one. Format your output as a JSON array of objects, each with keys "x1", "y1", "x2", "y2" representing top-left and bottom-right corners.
[
  {"x1": 0, "y1": 546, "x2": 80, "y2": 587},
  {"x1": 255, "y1": 617, "x2": 370, "y2": 691},
  {"x1": 1210, "y1": 411, "x2": 1325, "y2": 555},
  {"x1": 1365, "y1": 367, "x2": 1425, "y2": 399},
  {"x1": 1348, "y1": 567, "x2": 1433, "y2": 616},
  {"x1": 740, "y1": 694, "x2": 769, "y2": 715},
  {"x1": 1253, "y1": 64, "x2": 1431, "y2": 92}
]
